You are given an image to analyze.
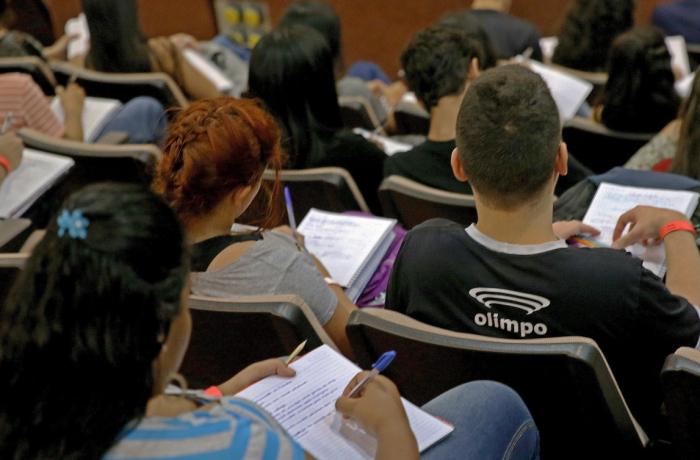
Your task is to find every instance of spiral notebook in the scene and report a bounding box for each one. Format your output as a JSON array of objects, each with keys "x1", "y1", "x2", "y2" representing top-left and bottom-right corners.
[
  {"x1": 237, "y1": 345, "x2": 454, "y2": 460},
  {"x1": 297, "y1": 209, "x2": 396, "y2": 302}
]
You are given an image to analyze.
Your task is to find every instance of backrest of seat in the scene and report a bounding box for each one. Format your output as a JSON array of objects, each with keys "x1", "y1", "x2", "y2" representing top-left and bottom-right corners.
[
  {"x1": 338, "y1": 96, "x2": 380, "y2": 131},
  {"x1": 379, "y1": 176, "x2": 477, "y2": 229},
  {"x1": 17, "y1": 128, "x2": 161, "y2": 227},
  {"x1": 562, "y1": 117, "x2": 655, "y2": 174},
  {"x1": 661, "y1": 347, "x2": 700, "y2": 460},
  {"x1": 0, "y1": 253, "x2": 28, "y2": 303},
  {"x1": 393, "y1": 102, "x2": 430, "y2": 136},
  {"x1": 0, "y1": 218, "x2": 32, "y2": 252},
  {"x1": 0, "y1": 56, "x2": 57, "y2": 95},
  {"x1": 180, "y1": 295, "x2": 337, "y2": 388},
  {"x1": 50, "y1": 63, "x2": 189, "y2": 109},
  {"x1": 346, "y1": 309, "x2": 647, "y2": 460}
]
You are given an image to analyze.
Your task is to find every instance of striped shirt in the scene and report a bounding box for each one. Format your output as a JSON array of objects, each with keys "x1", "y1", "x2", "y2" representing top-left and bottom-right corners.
[
  {"x1": 104, "y1": 397, "x2": 305, "y2": 460},
  {"x1": 0, "y1": 73, "x2": 64, "y2": 137}
]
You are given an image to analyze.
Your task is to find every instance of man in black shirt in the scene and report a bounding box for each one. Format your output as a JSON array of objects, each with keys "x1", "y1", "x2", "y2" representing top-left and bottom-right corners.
[
  {"x1": 386, "y1": 65, "x2": 700, "y2": 438},
  {"x1": 384, "y1": 26, "x2": 482, "y2": 194},
  {"x1": 471, "y1": 0, "x2": 543, "y2": 61}
]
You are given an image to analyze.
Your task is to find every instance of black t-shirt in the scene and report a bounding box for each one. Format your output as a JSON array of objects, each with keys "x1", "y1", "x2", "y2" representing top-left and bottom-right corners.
[
  {"x1": 383, "y1": 139, "x2": 473, "y2": 194},
  {"x1": 387, "y1": 219, "x2": 700, "y2": 437},
  {"x1": 472, "y1": 9, "x2": 543, "y2": 61},
  {"x1": 313, "y1": 130, "x2": 386, "y2": 215}
]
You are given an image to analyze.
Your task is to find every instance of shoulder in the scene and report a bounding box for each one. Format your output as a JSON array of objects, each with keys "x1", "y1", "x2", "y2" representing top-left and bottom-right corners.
[
  {"x1": 0, "y1": 72, "x2": 33, "y2": 88},
  {"x1": 402, "y1": 219, "x2": 469, "y2": 248}
]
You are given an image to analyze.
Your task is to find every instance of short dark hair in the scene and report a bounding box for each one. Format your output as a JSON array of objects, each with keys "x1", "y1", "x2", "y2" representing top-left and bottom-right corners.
[
  {"x1": 437, "y1": 11, "x2": 499, "y2": 70},
  {"x1": 456, "y1": 65, "x2": 561, "y2": 209},
  {"x1": 279, "y1": 1, "x2": 342, "y2": 64},
  {"x1": 401, "y1": 26, "x2": 481, "y2": 111}
]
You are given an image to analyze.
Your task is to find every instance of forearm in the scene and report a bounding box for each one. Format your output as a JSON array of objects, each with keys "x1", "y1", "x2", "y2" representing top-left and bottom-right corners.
[
  {"x1": 327, "y1": 285, "x2": 358, "y2": 360},
  {"x1": 665, "y1": 231, "x2": 700, "y2": 306},
  {"x1": 375, "y1": 421, "x2": 419, "y2": 460},
  {"x1": 63, "y1": 111, "x2": 83, "y2": 141},
  {"x1": 179, "y1": 57, "x2": 222, "y2": 100}
]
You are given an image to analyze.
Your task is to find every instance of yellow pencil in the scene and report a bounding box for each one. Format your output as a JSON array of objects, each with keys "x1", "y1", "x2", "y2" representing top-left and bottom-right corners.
[{"x1": 284, "y1": 340, "x2": 307, "y2": 365}]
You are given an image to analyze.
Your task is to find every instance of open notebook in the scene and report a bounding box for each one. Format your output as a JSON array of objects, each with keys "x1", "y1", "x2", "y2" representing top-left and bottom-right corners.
[
  {"x1": 0, "y1": 149, "x2": 74, "y2": 218},
  {"x1": 237, "y1": 345, "x2": 453, "y2": 460},
  {"x1": 297, "y1": 209, "x2": 396, "y2": 302},
  {"x1": 582, "y1": 183, "x2": 700, "y2": 277},
  {"x1": 50, "y1": 97, "x2": 123, "y2": 143}
]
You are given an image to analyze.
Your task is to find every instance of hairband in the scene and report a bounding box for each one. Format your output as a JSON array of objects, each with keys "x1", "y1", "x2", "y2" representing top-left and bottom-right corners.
[{"x1": 57, "y1": 209, "x2": 90, "y2": 239}]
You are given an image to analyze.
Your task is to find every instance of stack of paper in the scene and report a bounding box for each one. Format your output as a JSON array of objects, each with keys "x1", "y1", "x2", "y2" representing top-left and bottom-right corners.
[
  {"x1": 352, "y1": 128, "x2": 413, "y2": 156},
  {"x1": 0, "y1": 149, "x2": 74, "y2": 218},
  {"x1": 297, "y1": 209, "x2": 396, "y2": 302},
  {"x1": 50, "y1": 96, "x2": 123, "y2": 143},
  {"x1": 237, "y1": 345, "x2": 453, "y2": 460},
  {"x1": 582, "y1": 182, "x2": 700, "y2": 277}
]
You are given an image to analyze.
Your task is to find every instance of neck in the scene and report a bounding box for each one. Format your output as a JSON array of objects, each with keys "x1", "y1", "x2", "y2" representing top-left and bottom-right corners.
[
  {"x1": 472, "y1": 0, "x2": 505, "y2": 11},
  {"x1": 186, "y1": 210, "x2": 236, "y2": 244},
  {"x1": 427, "y1": 94, "x2": 462, "y2": 142},
  {"x1": 474, "y1": 191, "x2": 558, "y2": 245}
]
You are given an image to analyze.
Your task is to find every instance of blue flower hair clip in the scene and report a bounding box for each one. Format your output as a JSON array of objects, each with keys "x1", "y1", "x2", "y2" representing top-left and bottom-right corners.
[{"x1": 57, "y1": 209, "x2": 90, "y2": 239}]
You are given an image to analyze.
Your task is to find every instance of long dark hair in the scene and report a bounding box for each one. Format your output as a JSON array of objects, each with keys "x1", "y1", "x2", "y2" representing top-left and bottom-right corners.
[
  {"x1": 552, "y1": 0, "x2": 634, "y2": 72},
  {"x1": 437, "y1": 10, "x2": 499, "y2": 70},
  {"x1": 0, "y1": 183, "x2": 189, "y2": 460},
  {"x1": 81, "y1": 0, "x2": 152, "y2": 73},
  {"x1": 248, "y1": 26, "x2": 343, "y2": 168},
  {"x1": 669, "y1": 75, "x2": 700, "y2": 179},
  {"x1": 599, "y1": 26, "x2": 681, "y2": 133}
]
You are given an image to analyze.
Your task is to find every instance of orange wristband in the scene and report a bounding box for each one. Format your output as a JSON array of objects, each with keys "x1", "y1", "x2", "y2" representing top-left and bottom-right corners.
[
  {"x1": 204, "y1": 386, "x2": 223, "y2": 397},
  {"x1": 660, "y1": 221, "x2": 696, "y2": 240},
  {"x1": 0, "y1": 155, "x2": 11, "y2": 174}
]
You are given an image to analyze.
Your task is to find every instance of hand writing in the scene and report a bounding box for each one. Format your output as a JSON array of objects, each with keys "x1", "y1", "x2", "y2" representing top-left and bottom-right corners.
[
  {"x1": 552, "y1": 220, "x2": 601, "y2": 240},
  {"x1": 611, "y1": 205, "x2": 690, "y2": 249}
]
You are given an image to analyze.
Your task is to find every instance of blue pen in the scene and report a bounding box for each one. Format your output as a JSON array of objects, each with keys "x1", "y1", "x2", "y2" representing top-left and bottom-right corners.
[
  {"x1": 348, "y1": 350, "x2": 396, "y2": 397},
  {"x1": 284, "y1": 187, "x2": 298, "y2": 238}
]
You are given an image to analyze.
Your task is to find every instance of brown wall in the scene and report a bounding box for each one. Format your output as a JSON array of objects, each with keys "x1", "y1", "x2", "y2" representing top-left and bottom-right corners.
[{"x1": 40, "y1": 0, "x2": 674, "y2": 76}]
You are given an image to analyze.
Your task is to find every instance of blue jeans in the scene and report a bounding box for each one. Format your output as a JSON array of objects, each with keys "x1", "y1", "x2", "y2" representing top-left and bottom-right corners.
[
  {"x1": 421, "y1": 381, "x2": 540, "y2": 460},
  {"x1": 97, "y1": 96, "x2": 167, "y2": 146}
]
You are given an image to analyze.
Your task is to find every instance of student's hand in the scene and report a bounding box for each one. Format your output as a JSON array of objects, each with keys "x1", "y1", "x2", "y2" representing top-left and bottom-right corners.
[
  {"x1": 273, "y1": 225, "x2": 305, "y2": 245},
  {"x1": 169, "y1": 33, "x2": 201, "y2": 52},
  {"x1": 217, "y1": 358, "x2": 296, "y2": 395},
  {"x1": 611, "y1": 206, "x2": 690, "y2": 249},
  {"x1": 148, "y1": 37, "x2": 179, "y2": 75},
  {"x1": 0, "y1": 133, "x2": 24, "y2": 171},
  {"x1": 43, "y1": 33, "x2": 79, "y2": 61},
  {"x1": 552, "y1": 220, "x2": 601, "y2": 240},
  {"x1": 56, "y1": 83, "x2": 85, "y2": 114},
  {"x1": 335, "y1": 372, "x2": 410, "y2": 438}
]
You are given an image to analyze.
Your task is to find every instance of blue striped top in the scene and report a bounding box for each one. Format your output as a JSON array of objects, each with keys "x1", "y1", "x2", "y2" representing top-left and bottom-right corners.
[{"x1": 104, "y1": 397, "x2": 306, "y2": 460}]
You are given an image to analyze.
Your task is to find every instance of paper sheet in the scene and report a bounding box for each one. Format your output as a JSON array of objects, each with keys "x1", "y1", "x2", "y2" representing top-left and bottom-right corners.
[
  {"x1": 539, "y1": 36, "x2": 559, "y2": 62},
  {"x1": 675, "y1": 72, "x2": 695, "y2": 98},
  {"x1": 0, "y1": 149, "x2": 74, "y2": 218},
  {"x1": 666, "y1": 36, "x2": 691, "y2": 79},
  {"x1": 65, "y1": 13, "x2": 90, "y2": 60},
  {"x1": 237, "y1": 345, "x2": 453, "y2": 460},
  {"x1": 50, "y1": 96, "x2": 123, "y2": 143},
  {"x1": 182, "y1": 49, "x2": 234, "y2": 93},
  {"x1": 297, "y1": 210, "x2": 396, "y2": 287},
  {"x1": 352, "y1": 128, "x2": 413, "y2": 156},
  {"x1": 582, "y1": 183, "x2": 700, "y2": 277},
  {"x1": 524, "y1": 60, "x2": 593, "y2": 121}
]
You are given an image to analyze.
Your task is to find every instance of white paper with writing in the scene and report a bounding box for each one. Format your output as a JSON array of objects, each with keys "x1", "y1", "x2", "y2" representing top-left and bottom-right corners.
[
  {"x1": 237, "y1": 345, "x2": 453, "y2": 460},
  {"x1": 50, "y1": 96, "x2": 123, "y2": 143},
  {"x1": 582, "y1": 183, "x2": 700, "y2": 277}
]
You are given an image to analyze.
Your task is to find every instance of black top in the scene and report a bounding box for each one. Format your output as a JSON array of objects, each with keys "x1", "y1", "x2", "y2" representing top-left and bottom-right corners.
[
  {"x1": 383, "y1": 139, "x2": 473, "y2": 194},
  {"x1": 386, "y1": 219, "x2": 700, "y2": 437},
  {"x1": 191, "y1": 233, "x2": 263, "y2": 272},
  {"x1": 471, "y1": 9, "x2": 543, "y2": 61},
  {"x1": 314, "y1": 130, "x2": 386, "y2": 215}
]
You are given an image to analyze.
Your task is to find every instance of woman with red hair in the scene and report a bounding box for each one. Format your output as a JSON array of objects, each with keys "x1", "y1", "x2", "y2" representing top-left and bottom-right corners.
[{"x1": 153, "y1": 97, "x2": 356, "y2": 357}]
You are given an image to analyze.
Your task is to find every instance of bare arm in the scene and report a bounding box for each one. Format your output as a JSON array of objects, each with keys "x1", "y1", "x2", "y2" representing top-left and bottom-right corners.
[{"x1": 56, "y1": 83, "x2": 85, "y2": 141}]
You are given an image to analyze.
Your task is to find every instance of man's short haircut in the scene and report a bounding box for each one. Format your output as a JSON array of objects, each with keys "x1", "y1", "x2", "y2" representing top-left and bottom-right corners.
[
  {"x1": 400, "y1": 26, "x2": 481, "y2": 111},
  {"x1": 456, "y1": 65, "x2": 561, "y2": 209}
]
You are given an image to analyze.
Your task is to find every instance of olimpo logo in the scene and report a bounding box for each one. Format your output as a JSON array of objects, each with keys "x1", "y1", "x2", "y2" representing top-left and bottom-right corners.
[{"x1": 468, "y1": 288, "x2": 550, "y2": 316}]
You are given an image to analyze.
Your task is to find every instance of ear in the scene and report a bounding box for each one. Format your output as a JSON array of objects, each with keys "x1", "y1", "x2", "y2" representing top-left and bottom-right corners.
[
  {"x1": 555, "y1": 142, "x2": 568, "y2": 177},
  {"x1": 468, "y1": 57, "x2": 481, "y2": 82},
  {"x1": 451, "y1": 148, "x2": 468, "y2": 182}
]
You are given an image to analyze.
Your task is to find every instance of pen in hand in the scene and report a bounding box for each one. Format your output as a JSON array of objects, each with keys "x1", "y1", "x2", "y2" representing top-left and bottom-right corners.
[{"x1": 348, "y1": 350, "x2": 396, "y2": 398}]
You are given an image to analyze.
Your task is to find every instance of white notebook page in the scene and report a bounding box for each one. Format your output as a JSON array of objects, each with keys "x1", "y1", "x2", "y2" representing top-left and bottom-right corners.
[
  {"x1": 297, "y1": 210, "x2": 396, "y2": 286},
  {"x1": 583, "y1": 183, "x2": 700, "y2": 277},
  {"x1": 525, "y1": 60, "x2": 593, "y2": 121},
  {"x1": 50, "y1": 97, "x2": 123, "y2": 143},
  {"x1": 237, "y1": 345, "x2": 453, "y2": 460}
]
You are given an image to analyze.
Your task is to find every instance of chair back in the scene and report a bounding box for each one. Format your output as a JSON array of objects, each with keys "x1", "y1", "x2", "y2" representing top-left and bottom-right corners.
[
  {"x1": 338, "y1": 96, "x2": 381, "y2": 131},
  {"x1": 661, "y1": 347, "x2": 700, "y2": 460},
  {"x1": 0, "y1": 218, "x2": 32, "y2": 252},
  {"x1": 180, "y1": 295, "x2": 337, "y2": 388},
  {"x1": 346, "y1": 309, "x2": 649, "y2": 460},
  {"x1": 0, "y1": 253, "x2": 29, "y2": 303},
  {"x1": 562, "y1": 117, "x2": 655, "y2": 174},
  {"x1": 50, "y1": 62, "x2": 189, "y2": 109},
  {"x1": 379, "y1": 176, "x2": 477, "y2": 229},
  {"x1": 16, "y1": 128, "x2": 161, "y2": 227},
  {"x1": 393, "y1": 102, "x2": 430, "y2": 136},
  {"x1": 0, "y1": 56, "x2": 57, "y2": 95}
]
